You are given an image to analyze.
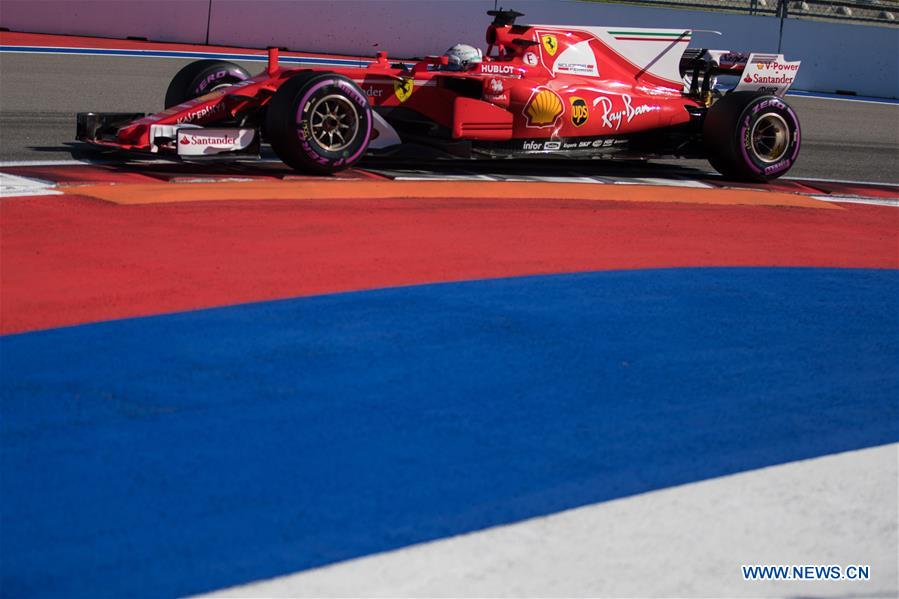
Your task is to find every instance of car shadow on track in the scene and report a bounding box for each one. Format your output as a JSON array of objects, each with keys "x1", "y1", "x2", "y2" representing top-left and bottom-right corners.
[
  {"x1": 361, "y1": 156, "x2": 717, "y2": 183},
  {"x1": 37, "y1": 142, "x2": 719, "y2": 185}
]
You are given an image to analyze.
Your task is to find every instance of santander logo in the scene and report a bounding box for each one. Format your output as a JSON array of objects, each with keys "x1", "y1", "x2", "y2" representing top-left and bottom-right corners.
[
  {"x1": 180, "y1": 134, "x2": 238, "y2": 145},
  {"x1": 176, "y1": 128, "x2": 253, "y2": 155}
]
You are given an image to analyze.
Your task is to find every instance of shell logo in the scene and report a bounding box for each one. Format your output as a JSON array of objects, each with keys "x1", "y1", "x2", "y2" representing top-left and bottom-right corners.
[{"x1": 524, "y1": 88, "x2": 564, "y2": 127}]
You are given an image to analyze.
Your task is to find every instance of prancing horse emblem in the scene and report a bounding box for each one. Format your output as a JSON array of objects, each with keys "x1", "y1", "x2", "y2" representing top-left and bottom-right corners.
[
  {"x1": 541, "y1": 34, "x2": 558, "y2": 57},
  {"x1": 394, "y1": 77, "x2": 414, "y2": 102}
]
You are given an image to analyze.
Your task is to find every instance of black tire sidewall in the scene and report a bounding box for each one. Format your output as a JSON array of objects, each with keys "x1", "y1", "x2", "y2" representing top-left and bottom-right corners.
[
  {"x1": 164, "y1": 60, "x2": 250, "y2": 108},
  {"x1": 267, "y1": 73, "x2": 372, "y2": 174}
]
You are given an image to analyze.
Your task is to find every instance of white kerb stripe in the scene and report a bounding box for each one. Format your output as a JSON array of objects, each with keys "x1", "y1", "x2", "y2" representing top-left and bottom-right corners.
[
  {"x1": 0, "y1": 173, "x2": 62, "y2": 198},
  {"x1": 199, "y1": 443, "x2": 898, "y2": 598}
]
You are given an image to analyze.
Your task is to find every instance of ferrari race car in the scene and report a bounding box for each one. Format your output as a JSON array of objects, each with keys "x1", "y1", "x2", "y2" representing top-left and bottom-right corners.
[{"x1": 77, "y1": 9, "x2": 803, "y2": 181}]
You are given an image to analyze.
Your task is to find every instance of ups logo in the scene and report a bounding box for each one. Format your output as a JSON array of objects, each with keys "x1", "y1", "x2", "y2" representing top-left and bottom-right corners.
[{"x1": 570, "y1": 97, "x2": 589, "y2": 127}]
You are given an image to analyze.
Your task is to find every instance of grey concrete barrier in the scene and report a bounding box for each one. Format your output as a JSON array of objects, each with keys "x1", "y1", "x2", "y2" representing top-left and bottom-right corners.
[
  {"x1": 1, "y1": 0, "x2": 896, "y2": 97},
  {"x1": 0, "y1": 0, "x2": 210, "y2": 43},
  {"x1": 206, "y1": 0, "x2": 782, "y2": 61},
  {"x1": 780, "y1": 17, "x2": 899, "y2": 98}
]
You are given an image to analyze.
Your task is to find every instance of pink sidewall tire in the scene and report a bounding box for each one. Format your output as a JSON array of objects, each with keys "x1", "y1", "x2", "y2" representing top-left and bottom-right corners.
[
  {"x1": 266, "y1": 72, "x2": 373, "y2": 175},
  {"x1": 704, "y1": 92, "x2": 801, "y2": 182}
]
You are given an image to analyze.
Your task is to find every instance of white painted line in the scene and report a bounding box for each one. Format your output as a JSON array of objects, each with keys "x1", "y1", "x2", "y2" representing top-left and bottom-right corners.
[
  {"x1": 786, "y1": 176, "x2": 899, "y2": 188},
  {"x1": 0, "y1": 158, "x2": 159, "y2": 167},
  {"x1": 1, "y1": 161, "x2": 895, "y2": 202},
  {"x1": 613, "y1": 177, "x2": 713, "y2": 189},
  {"x1": 0, "y1": 173, "x2": 62, "y2": 197},
  {"x1": 392, "y1": 174, "x2": 504, "y2": 182},
  {"x1": 786, "y1": 91, "x2": 899, "y2": 107},
  {"x1": 390, "y1": 174, "x2": 610, "y2": 184},
  {"x1": 0, "y1": 159, "x2": 106, "y2": 167},
  {"x1": 168, "y1": 177, "x2": 258, "y2": 184},
  {"x1": 812, "y1": 195, "x2": 899, "y2": 207},
  {"x1": 199, "y1": 444, "x2": 898, "y2": 599},
  {"x1": 0, "y1": 158, "x2": 286, "y2": 167},
  {"x1": 477, "y1": 175, "x2": 605, "y2": 184}
]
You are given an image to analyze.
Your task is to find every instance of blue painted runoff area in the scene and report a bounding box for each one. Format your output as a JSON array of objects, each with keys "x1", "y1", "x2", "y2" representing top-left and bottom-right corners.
[{"x1": 2, "y1": 267, "x2": 897, "y2": 597}]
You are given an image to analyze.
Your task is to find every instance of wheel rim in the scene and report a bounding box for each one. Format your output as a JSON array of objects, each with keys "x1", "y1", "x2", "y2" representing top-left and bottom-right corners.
[
  {"x1": 309, "y1": 94, "x2": 359, "y2": 152},
  {"x1": 750, "y1": 113, "x2": 790, "y2": 163}
]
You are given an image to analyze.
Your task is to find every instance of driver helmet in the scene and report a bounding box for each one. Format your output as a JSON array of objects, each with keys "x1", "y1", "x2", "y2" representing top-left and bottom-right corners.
[{"x1": 443, "y1": 44, "x2": 483, "y2": 71}]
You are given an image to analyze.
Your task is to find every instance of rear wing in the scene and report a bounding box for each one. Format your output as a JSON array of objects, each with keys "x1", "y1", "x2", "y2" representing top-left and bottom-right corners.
[{"x1": 681, "y1": 50, "x2": 801, "y2": 99}]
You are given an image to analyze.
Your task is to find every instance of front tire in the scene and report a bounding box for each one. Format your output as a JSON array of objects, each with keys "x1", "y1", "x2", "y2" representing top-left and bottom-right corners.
[
  {"x1": 266, "y1": 72, "x2": 372, "y2": 174},
  {"x1": 164, "y1": 60, "x2": 250, "y2": 108},
  {"x1": 703, "y1": 92, "x2": 801, "y2": 181}
]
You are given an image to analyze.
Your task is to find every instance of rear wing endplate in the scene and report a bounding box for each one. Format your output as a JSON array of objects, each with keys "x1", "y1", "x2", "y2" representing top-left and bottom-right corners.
[
  {"x1": 681, "y1": 50, "x2": 801, "y2": 99},
  {"x1": 733, "y1": 53, "x2": 801, "y2": 97}
]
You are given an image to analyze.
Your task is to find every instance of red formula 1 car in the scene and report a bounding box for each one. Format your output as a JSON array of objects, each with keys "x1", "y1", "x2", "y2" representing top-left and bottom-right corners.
[{"x1": 77, "y1": 9, "x2": 803, "y2": 181}]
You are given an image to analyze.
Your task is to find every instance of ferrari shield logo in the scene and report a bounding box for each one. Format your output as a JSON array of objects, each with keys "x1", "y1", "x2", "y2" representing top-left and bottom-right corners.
[
  {"x1": 541, "y1": 34, "x2": 558, "y2": 57},
  {"x1": 394, "y1": 77, "x2": 414, "y2": 102}
]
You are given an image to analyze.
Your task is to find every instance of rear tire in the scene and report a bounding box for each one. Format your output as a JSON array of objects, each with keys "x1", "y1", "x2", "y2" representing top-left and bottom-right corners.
[
  {"x1": 703, "y1": 92, "x2": 801, "y2": 181},
  {"x1": 266, "y1": 72, "x2": 372, "y2": 174},
  {"x1": 164, "y1": 60, "x2": 250, "y2": 108}
]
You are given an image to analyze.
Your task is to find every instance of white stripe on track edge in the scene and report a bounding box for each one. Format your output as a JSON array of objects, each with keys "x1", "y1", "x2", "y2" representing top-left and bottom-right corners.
[
  {"x1": 0, "y1": 158, "x2": 158, "y2": 167},
  {"x1": 786, "y1": 91, "x2": 899, "y2": 106},
  {"x1": 0, "y1": 158, "x2": 284, "y2": 167},
  {"x1": 614, "y1": 177, "x2": 713, "y2": 188},
  {"x1": 813, "y1": 195, "x2": 899, "y2": 207},
  {"x1": 0, "y1": 172, "x2": 62, "y2": 197},
  {"x1": 1, "y1": 160, "x2": 897, "y2": 202},
  {"x1": 787, "y1": 175, "x2": 899, "y2": 187},
  {"x1": 199, "y1": 444, "x2": 898, "y2": 598}
]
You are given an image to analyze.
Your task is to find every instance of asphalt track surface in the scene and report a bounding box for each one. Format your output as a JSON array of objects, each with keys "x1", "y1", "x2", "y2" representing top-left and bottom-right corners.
[{"x1": 1, "y1": 52, "x2": 898, "y2": 183}]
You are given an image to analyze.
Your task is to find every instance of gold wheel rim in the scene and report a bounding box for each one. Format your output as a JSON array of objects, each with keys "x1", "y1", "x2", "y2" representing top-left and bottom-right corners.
[{"x1": 750, "y1": 113, "x2": 790, "y2": 163}]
